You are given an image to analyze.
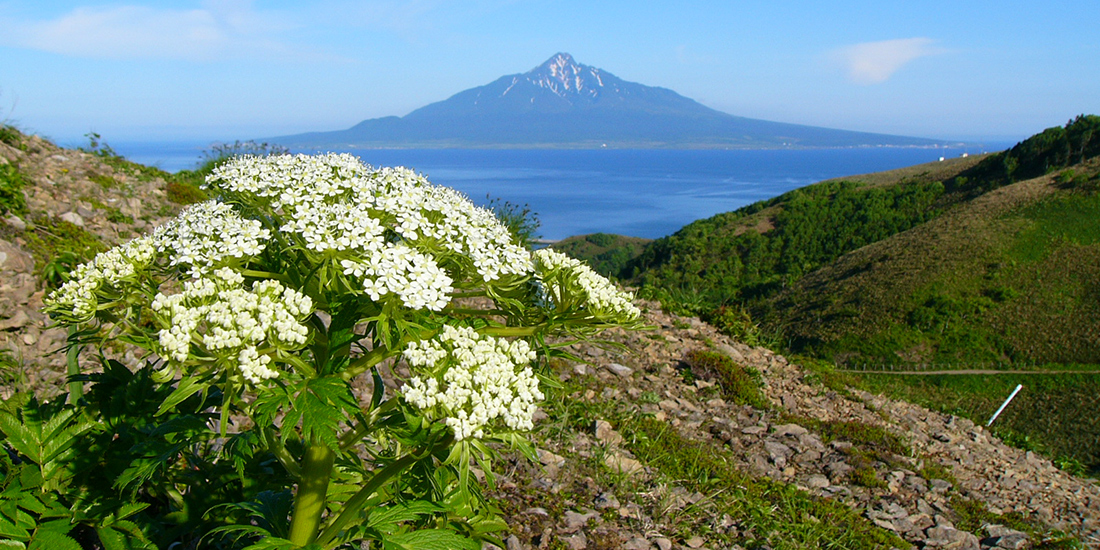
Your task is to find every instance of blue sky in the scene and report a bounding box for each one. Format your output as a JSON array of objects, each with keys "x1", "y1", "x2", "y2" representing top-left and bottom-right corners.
[{"x1": 1, "y1": 0, "x2": 1097, "y2": 145}]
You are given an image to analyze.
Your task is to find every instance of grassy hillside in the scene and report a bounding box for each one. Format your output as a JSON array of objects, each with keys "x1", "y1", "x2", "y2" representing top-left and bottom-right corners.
[
  {"x1": 549, "y1": 233, "x2": 651, "y2": 277},
  {"x1": 625, "y1": 115, "x2": 1100, "y2": 367},
  {"x1": 764, "y1": 145, "x2": 1100, "y2": 366}
]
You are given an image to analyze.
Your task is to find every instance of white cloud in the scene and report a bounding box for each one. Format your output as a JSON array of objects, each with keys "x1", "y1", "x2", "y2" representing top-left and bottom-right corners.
[
  {"x1": 829, "y1": 37, "x2": 946, "y2": 85},
  {"x1": 0, "y1": 1, "x2": 302, "y2": 61}
]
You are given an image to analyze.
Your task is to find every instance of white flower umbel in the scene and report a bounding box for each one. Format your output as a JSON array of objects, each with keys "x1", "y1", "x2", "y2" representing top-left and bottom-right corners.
[
  {"x1": 533, "y1": 248, "x2": 641, "y2": 322},
  {"x1": 154, "y1": 201, "x2": 270, "y2": 278},
  {"x1": 402, "y1": 325, "x2": 542, "y2": 441},
  {"x1": 45, "y1": 235, "x2": 160, "y2": 322},
  {"x1": 150, "y1": 267, "x2": 313, "y2": 384}
]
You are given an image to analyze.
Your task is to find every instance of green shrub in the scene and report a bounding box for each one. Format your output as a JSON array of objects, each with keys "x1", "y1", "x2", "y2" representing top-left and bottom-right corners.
[
  {"x1": 681, "y1": 348, "x2": 769, "y2": 409},
  {"x1": 0, "y1": 162, "x2": 27, "y2": 216},
  {"x1": 847, "y1": 464, "x2": 887, "y2": 489},
  {"x1": 165, "y1": 180, "x2": 207, "y2": 205},
  {"x1": 705, "y1": 304, "x2": 767, "y2": 347},
  {"x1": 0, "y1": 124, "x2": 22, "y2": 148},
  {"x1": 486, "y1": 195, "x2": 540, "y2": 246},
  {"x1": 105, "y1": 209, "x2": 134, "y2": 224},
  {"x1": 88, "y1": 172, "x2": 121, "y2": 189},
  {"x1": 21, "y1": 214, "x2": 106, "y2": 288}
]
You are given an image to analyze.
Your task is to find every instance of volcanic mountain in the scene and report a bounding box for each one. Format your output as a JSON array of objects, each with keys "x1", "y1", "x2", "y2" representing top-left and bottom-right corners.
[{"x1": 271, "y1": 53, "x2": 944, "y2": 149}]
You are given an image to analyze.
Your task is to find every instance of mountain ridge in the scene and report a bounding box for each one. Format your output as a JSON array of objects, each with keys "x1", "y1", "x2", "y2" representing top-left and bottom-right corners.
[{"x1": 270, "y1": 53, "x2": 949, "y2": 149}]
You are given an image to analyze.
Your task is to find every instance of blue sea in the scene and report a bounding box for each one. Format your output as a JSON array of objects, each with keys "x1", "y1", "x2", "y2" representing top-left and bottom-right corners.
[{"x1": 114, "y1": 143, "x2": 999, "y2": 240}]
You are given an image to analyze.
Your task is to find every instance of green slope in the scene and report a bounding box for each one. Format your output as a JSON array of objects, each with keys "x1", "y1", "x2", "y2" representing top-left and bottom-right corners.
[
  {"x1": 548, "y1": 233, "x2": 651, "y2": 278},
  {"x1": 626, "y1": 115, "x2": 1100, "y2": 366}
]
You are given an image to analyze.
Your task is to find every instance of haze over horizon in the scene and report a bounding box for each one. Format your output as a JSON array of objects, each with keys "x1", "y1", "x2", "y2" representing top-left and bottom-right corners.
[{"x1": 1, "y1": 1, "x2": 1097, "y2": 147}]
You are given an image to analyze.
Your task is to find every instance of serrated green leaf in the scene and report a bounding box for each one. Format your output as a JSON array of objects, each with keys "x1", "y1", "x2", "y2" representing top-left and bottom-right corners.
[
  {"x1": 13, "y1": 494, "x2": 46, "y2": 517},
  {"x1": 366, "y1": 501, "x2": 444, "y2": 532},
  {"x1": 294, "y1": 377, "x2": 358, "y2": 449},
  {"x1": 37, "y1": 418, "x2": 96, "y2": 468},
  {"x1": 34, "y1": 518, "x2": 76, "y2": 535},
  {"x1": 112, "y1": 502, "x2": 150, "y2": 522},
  {"x1": 0, "y1": 414, "x2": 40, "y2": 463},
  {"x1": 0, "y1": 512, "x2": 30, "y2": 540},
  {"x1": 384, "y1": 529, "x2": 479, "y2": 550},
  {"x1": 27, "y1": 531, "x2": 81, "y2": 550},
  {"x1": 38, "y1": 408, "x2": 80, "y2": 446},
  {"x1": 252, "y1": 383, "x2": 294, "y2": 433},
  {"x1": 0, "y1": 540, "x2": 25, "y2": 549},
  {"x1": 95, "y1": 523, "x2": 156, "y2": 550}
]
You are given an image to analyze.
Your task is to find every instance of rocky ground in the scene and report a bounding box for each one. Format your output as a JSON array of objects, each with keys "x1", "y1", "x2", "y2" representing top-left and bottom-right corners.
[
  {"x1": 1, "y1": 133, "x2": 181, "y2": 395},
  {"x1": 1, "y1": 132, "x2": 1097, "y2": 549},
  {"x1": 484, "y1": 307, "x2": 1100, "y2": 549}
]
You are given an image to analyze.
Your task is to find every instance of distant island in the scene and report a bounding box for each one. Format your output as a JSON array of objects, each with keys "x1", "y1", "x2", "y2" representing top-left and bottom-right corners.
[{"x1": 268, "y1": 53, "x2": 953, "y2": 149}]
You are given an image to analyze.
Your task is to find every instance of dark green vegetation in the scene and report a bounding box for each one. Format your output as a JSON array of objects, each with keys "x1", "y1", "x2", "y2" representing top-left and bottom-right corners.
[
  {"x1": 0, "y1": 361, "x2": 297, "y2": 549},
  {"x1": 549, "y1": 233, "x2": 650, "y2": 277},
  {"x1": 610, "y1": 115, "x2": 1100, "y2": 367},
  {"x1": 0, "y1": 162, "x2": 28, "y2": 216}
]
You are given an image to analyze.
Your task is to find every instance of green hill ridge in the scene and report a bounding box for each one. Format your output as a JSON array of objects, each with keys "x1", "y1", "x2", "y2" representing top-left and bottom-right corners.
[{"x1": 605, "y1": 115, "x2": 1100, "y2": 366}]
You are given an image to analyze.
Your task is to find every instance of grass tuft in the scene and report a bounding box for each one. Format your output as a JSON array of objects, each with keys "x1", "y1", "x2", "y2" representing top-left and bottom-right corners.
[{"x1": 681, "y1": 348, "x2": 770, "y2": 409}]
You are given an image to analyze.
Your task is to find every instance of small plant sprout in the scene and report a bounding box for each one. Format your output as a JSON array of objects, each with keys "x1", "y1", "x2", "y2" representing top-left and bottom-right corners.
[{"x1": 43, "y1": 153, "x2": 642, "y2": 549}]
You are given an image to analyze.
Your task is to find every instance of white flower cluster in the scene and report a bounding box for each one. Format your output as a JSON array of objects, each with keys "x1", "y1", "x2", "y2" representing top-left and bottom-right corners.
[
  {"x1": 206, "y1": 154, "x2": 533, "y2": 310},
  {"x1": 153, "y1": 201, "x2": 270, "y2": 278},
  {"x1": 402, "y1": 325, "x2": 543, "y2": 441},
  {"x1": 533, "y1": 249, "x2": 641, "y2": 321},
  {"x1": 340, "y1": 245, "x2": 453, "y2": 311},
  {"x1": 45, "y1": 235, "x2": 159, "y2": 321},
  {"x1": 150, "y1": 268, "x2": 313, "y2": 384}
]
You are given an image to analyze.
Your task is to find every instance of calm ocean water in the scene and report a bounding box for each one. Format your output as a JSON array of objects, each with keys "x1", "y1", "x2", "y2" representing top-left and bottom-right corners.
[{"x1": 115, "y1": 143, "x2": 996, "y2": 240}]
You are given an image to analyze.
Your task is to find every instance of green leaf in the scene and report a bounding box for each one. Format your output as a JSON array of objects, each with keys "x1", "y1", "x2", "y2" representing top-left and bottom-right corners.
[
  {"x1": 366, "y1": 501, "x2": 444, "y2": 533},
  {"x1": 95, "y1": 523, "x2": 156, "y2": 550},
  {"x1": 384, "y1": 529, "x2": 479, "y2": 550},
  {"x1": 0, "y1": 540, "x2": 26, "y2": 549},
  {"x1": 291, "y1": 377, "x2": 358, "y2": 449},
  {"x1": 27, "y1": 531, "x2": 81, "y2": 550},
  {"x1": 234, "y1": 490, "x2": 293, "y2": 538},
  {"x1": 0, "y1": 412, "x2": 42, "y2": 463},
  {"x1": 156, "y1": 375, "x2": 212, "y2": 416},
  {"x1": 0, "y1": 513, "x2": 31, "y2": 541}
]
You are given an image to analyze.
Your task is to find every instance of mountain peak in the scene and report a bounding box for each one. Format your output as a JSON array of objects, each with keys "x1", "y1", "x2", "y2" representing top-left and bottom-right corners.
[{"x1": 526, "y1": 52, "x2": 605, "y2": 99}]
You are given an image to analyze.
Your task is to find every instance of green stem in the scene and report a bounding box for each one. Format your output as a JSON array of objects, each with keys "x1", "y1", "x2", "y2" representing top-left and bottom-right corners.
[
  {"x1": 66, "y1": 328, "x2": 81, "y2": 404},
  {"x1": 340, "y1": 346, "x2": 391, "y2": 381},
  {"x1": 444, "y1": 307, "x2": 509, "y2": 317},
  {"x1": 478, "y1": 325, "x2": 541, "y2": 337},
  {"x1": 288, "y1": 443, "x2": 336, "y2": 547},
  {"x1": 317, "y1": 433, "x2": 453, "y2": 547},
  {"x1": 237, "y1": 268, "x2": 289, "y2": 282},
  {"x1": 260, "y1": 427, "x2": 301, "y2": 479}
]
